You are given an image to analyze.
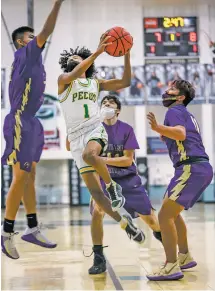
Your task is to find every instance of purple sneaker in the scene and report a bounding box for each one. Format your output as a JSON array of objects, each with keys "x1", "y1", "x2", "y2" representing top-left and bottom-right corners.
[
  {"x1": 179, "y1": 252, "x2": 197, "y2": 270},
  {"x1": 1, "y1": 229, "x2": 19, "y2": 259},
  {"x1": 21, "y1": 224, "x2": 57, "y2": 249},
  {"x1": 147, "y1": 261, "x2": 184, "y2": 281}
]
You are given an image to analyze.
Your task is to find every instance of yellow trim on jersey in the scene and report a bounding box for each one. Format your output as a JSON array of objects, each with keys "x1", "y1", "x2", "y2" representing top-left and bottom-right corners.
[
  {"x1": 79, "y1": 165, "x2": 95, "y2": 174},
  {"x1": 77, "y1": 78, "x2": 91, "y2": 87},
  {"x1": 169, "y1": 164, "x2": 191, "y2": 201},
  {"x1": 7, "y1": 78, "x2": 31, "y2": 165},
  {"x1": 59, "y1": 81, "x2": 73, "y2": 103},
  {"x1": 176, "y1": 140, "x2": 187, "y2": 162},
  {"x1": 95, "y1": 79, "x2": 100, "y2": 92}
]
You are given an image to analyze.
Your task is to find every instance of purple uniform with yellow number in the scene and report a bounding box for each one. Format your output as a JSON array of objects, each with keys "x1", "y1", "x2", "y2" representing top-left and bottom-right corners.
[
  {"x1": 90, "y1": 120, "x2": 152, "y2": 218},
  {"x1": 163, "y1": 104, "x2": 213, "y2": 209},
  {"x1": 1, "y1": 38, "x2": 46, "y2": 172}
]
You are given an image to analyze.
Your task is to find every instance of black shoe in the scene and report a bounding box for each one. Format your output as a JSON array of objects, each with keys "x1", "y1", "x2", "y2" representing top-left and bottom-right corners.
[
  {"x1": 106, "y1": 181, "x2": 125, "y2": 211},
  {"x1": 153, "y1": 231, "x2": 162, "y2": 243},
  {"x1": 121, "y1": 214, "x2": 145, "y2": 244},
  {"x1": 88, "y1": 253, "x2": 107, "y2": 275}
]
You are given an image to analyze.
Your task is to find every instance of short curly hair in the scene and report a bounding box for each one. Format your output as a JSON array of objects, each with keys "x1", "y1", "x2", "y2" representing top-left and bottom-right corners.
[
  {"x1": 172, "y1": 79, "x2": 195, "y2": 106},
  {"x1": 59, "y1": 46, "x2": 96, "y2": 78}
]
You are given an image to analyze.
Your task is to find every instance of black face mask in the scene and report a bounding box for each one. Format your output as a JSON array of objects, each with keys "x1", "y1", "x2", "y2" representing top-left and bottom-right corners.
[
  {"x1": 66, "y1": 60, "x2": 80, "y2": 72},
  {"x1": 162, "y1": 92, "x2": 179, "y2": 107}
]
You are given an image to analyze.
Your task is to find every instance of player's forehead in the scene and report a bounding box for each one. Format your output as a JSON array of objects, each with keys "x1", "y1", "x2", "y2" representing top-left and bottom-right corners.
[
  {"x1": 102, "y1": 98, "x2": 117, "y2": 104},
  {"x1": 167, "y1": 82, "x2": 179, "y2": 92},
  {"x1": 69, "y1": 55, "x2": 83, "y2": 60}
]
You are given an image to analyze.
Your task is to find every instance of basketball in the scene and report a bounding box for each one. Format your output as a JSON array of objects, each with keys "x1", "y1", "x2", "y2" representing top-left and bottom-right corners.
[{"x1": 104, "y1": 26, "x2": 133, "y2": 57}]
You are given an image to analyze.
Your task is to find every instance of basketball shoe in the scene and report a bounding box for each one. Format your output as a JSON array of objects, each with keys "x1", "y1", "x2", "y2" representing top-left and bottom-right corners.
[
  {"x1": 179, "y1": 252, "x2": 197, "y2": 270},
  {"x1": 120, "y1": 214, "x2": 145, "y2": 244},
  {"x1": 88, "y1": 246, "x2": 107, "y2": 275},
  {"x1": 106, "y1": 181, "x2": 125, "y2": 211},
  {"x1": 1, "y1": 228, "x2": 19, "y2": 259},
  {"x1": 21, "y1": 223, "x2": 57, "y2": 248},
  {"x1": 146, "y1": 260, "x2": 184, "y2": 281}
]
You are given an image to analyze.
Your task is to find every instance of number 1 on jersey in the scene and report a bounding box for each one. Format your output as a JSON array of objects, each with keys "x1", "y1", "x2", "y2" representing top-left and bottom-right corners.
[{"x1": 83, "y1": 104, "x2": 90, "y2": 118}]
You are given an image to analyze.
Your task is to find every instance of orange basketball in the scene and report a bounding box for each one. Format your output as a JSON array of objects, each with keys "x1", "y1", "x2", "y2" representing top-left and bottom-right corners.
[{"x1": 104, "y1": 26, "x2": 133, "y2": 57}]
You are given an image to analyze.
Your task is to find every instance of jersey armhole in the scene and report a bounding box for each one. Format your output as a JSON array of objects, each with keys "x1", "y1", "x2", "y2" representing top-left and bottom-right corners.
[{"x1": 59, "y1": 81, "x2": 74, "y2": 103}]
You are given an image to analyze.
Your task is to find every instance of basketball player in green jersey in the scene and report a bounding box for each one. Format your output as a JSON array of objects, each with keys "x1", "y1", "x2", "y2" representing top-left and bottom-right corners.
[{"x1": 58, "y1": 35, "x2": 145, "y2": 243}]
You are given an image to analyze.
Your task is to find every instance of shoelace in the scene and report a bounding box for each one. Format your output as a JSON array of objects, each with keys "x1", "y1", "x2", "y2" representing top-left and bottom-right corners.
[
  {"x1": 37, "y1": 223, "x2": 46, "y2": 232},
  {"x1": 107, "y1": 184, "x2": 117, "y2": 201},
  {"x1": 125, "y1": 217, "x2": 138, "y2": 237},
  {"x1": 8, "y1": 232, "x2": 19, "y2": 250},
  {"x1": 83, "y1": 245, "x2": 108, "y2": 258},
  {"x1": 35, "y1": 223, "x2": 54, "y2": 243}
]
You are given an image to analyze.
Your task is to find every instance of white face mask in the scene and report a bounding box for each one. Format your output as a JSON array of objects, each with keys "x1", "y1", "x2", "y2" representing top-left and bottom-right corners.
[{"x1": 100, "y1": 107, "x2": 116, "y2": 121}]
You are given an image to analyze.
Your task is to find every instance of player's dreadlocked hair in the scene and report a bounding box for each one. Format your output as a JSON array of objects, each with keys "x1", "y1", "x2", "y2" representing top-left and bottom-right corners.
[
  {"x1": 59, "y1": 46, "x2": 96, "y2": 78},
  {"x1": 172, "y1": 79, "x2": 195, "y2": 106}
]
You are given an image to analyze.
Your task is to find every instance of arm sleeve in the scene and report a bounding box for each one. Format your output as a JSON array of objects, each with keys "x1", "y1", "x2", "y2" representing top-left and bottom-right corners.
[
  {"x1": 124, "y1": 127, "x2": 140, "y2": 150},
  {"x1": 20, "y1": 37, "x2": 45, "y2": 76},
  {"x1": 25, "y1": 37, "x2": 45, "y2": 64}
]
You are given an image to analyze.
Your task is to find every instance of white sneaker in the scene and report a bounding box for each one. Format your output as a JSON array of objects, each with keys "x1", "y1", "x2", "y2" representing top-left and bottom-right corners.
[
  {"x1": 1, "y1": 227, "x2": 19, "y2": 259},
  {"x1": 179, "y1": 252, "x2": 197, "y2": 270},
  {"x1": 21, "y1": 223, "x2": 57, "y2": 248},
  {"x1": 146, "y1": 261, "x2": 184, "y2": 281}
]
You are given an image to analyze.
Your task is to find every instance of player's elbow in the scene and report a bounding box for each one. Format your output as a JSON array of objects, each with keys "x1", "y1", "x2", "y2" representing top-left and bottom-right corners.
[
  {"x1": 180, "y1": 128, "x2": 186, "y2": 141},
  {"x1": 180, "y1": 134, "x2": 186, "y2": 141},
  {"x1": 122, "y1": 79, "x2": 131, "y2": 88},
  {"x1": 125, "y1": 158, "x2": 133, "y2": 167},
  {"x1": 178, "y1": 131, "x2": 186, "y2": 141}
]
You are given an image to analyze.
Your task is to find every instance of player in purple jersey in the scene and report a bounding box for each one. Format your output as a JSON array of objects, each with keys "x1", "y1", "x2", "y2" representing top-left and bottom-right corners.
[
  {"x1": 88, "y1": 95, "x2": 162, "y2": 275},
  {"x1": 1, "y1": 0, "x2": 66, "y2": 260},
  {"x1": 146, "y1": 79, "x2": 213, "y2": 281}
]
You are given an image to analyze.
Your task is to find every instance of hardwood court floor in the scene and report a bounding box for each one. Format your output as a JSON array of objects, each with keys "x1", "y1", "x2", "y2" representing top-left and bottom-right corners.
[{"x1": 1, "y1": 203, "x2": 215, "y2": 291}]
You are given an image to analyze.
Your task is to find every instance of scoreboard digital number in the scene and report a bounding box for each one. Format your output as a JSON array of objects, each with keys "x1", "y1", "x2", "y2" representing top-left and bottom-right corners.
[{"x1": 144, "y1": 17, "x2": 198, "y2": 58}]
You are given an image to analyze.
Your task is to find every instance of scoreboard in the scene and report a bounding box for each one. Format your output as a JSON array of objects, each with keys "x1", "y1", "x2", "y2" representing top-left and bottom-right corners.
[{"x1": 144, "y1": 17, "x2": 198, "y2": 58}]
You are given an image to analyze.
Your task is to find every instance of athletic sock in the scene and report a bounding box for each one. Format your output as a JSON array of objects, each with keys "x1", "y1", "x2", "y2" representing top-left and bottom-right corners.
[
  {"x1": 26, "y1": 213, "x2": 38, "y2": 228},
  {"x1": 3, "y1": 218, "x2": 15, "y2": 233}
]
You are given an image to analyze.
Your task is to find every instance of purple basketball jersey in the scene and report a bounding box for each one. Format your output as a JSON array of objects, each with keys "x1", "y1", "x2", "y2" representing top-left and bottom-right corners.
[
  {"x1": 9, "y1": 37, "x2": 46, "y2": 116},
  {"x1": 102, "y1": 120, "x2": 139, "y2": 178},
  {"x1": 163, "y1": 104, "x2": 209, "y2": 167},
  {"x1": 1, "y1": 37, "x2": 46, "y2": 171}
]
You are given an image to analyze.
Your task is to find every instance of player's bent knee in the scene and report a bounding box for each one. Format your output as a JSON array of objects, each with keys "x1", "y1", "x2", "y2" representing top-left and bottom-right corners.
[{"x1": 82, "y1": 150, "x2": 97, "y2": 165}]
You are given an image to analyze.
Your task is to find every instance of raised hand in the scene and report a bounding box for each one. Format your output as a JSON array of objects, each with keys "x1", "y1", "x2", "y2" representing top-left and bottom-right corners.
[
  {"x1": 147, "y1": 112, "x2": 159, "y2": 131},
  {"x1": 96, "y1": 34, "x2": 112, "y2": 55}
]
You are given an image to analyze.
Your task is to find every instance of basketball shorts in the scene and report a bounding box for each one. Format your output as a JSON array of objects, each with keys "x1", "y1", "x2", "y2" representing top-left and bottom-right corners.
[
  {"x1": 1, "y1": 113, "x2": 44, "y2": 172},
  {"x1": 90, "y1": 174, "x2": 153, "y2": 218},
  {"x1": 68, "y1": 122, "x2": 108, "y2": 174},
  {"x1": 166, "y1": 162, "x2": 213, "y2": 209}
]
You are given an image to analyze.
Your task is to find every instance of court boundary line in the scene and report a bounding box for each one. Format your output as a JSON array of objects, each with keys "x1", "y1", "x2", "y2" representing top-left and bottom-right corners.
[{"x1": 106, "y1": 257, "x2": 124, "y2": 290}]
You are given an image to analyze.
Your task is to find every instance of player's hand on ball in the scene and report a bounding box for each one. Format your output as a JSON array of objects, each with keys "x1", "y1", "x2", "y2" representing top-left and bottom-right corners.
[
  {"x1": 147, "y1": 112, "x2": 159, "y2": 131},
  {"x1": 96, "y1": 34, "x2": 112, "y2": 55}
]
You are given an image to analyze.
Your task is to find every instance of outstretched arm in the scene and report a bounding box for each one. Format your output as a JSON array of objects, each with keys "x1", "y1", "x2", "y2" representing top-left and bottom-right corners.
[
  {"x1": 147, "y1": 112, "x2": 186, "y2": 141},
  {"x1": 98, "y1": 52, "x2": 131, "y2": 91},
  {"x1": 58, "y1": 35, "x2": 112, "y2": 85},
  {"x1": 36, "y1": 0, "x2": 65, "y2": 48}
]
